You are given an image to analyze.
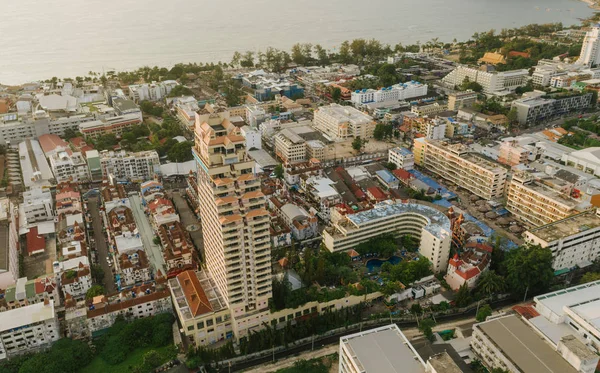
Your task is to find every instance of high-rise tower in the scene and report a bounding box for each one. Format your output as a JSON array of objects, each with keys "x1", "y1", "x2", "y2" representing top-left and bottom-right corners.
[
  {"x1": 193, "y1": 113, "x2": 272, "y2": 338},
  {"x1": 578, "y1": 25, "x2": 600, "y2": 67}
]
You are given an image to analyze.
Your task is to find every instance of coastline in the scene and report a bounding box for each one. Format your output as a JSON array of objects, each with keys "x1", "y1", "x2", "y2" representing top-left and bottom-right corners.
[{"x1": 581, "y1": 0, "x2": 600, "y2": 11}]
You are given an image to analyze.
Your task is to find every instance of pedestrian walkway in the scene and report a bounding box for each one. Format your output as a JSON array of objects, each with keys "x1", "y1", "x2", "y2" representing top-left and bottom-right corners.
[{"x1": 129, "y1": 194, "x2": 166, "y2": 274}]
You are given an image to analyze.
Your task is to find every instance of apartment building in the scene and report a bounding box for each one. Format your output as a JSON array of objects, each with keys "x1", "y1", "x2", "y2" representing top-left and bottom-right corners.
[
  {"x1": 82, "y1": 288, "x2": 172, "y2": 338},
  {"x1": 21, "y1": 188, "x2": 53, "y2": 223},
  {"x1": 507, "y1": 171, "x2": 583, "y2": 226},
  {"x1": 339, "y1": 324, "x2": 426, "y2": 373},
  {"x1": 128, "y1": 81, "x2": 178, "y2": 102},
  {"x1": 511, "y1": 93, "x2": 593, "y2": 126},
  {"x1": 447, "y1": 91, "x2": 478, "y2": 110},
  {"x1": 0, "y1": 300, "x2": 59, "y2": 360},
  {"x1": 193, "y1": 115, "x2": 272, "y2": 339},
  {"x1": 472, "y1": 315, "x2": 581, "y2": 373},
  {"x1": 116, "y1": 250, "x2": 151, "y2": 289},
  {"x1": 55, "y1": 189, "x2": 82, "y2": 217},
  {"x1": 313, "y1": 104, "x2": 375, "y2": 141},
  {"x1": 173, "y1": 96, "x2": 199, "y2": 128},
  {"x1": 59, "y1": 262, "x2": 92, "y2": 299},
  {"x1": 48, "y1": 150, "x2": 89, "y2": 183},
  {"x1": 524, "y1": 209, "x2": 600, "y2": 271},
  {"x1": 100, "y1": 150, "x2": 160, "y2": 182},
  {"x1": 78, "y1": 113, "x2": 142, "y2": 139},
  {"x1": 578, "y1": 25, "x2": 600, "y2": 67},
  {"x1": 147, "y1": 198, "x2": 179, "y2": 229},
  {"x1": 323, "y1": 201, "x2": 452, "y2": 272},
  {"x1": 350, "y1": 81, "x2": 427, "y2": 106},
  {"x1": 442, "y1": 65, "x2": 529, "y2": 94},
  {"x1": 498, "y1": 140, "x2": 534, "y2": 166},
  {"x1": 168, "y1": 270, "x2": 232, "y2": 346},
  {"x1": 274, "y1": 129, "x2": 306, "y2": 164},
  {"x1": 306, "y1": 140, "x2": 326, "y2": 161},
  {"x1": 416, "y1": 139, "x2": 508, "y2": 200},
  {"x1": 158, "y1": 221, "x2": 194, "y2": 273}
]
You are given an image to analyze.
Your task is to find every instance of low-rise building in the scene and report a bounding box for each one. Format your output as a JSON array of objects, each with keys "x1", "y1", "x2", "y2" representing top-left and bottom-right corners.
[
  {"x1": 471, "y1": 315, "x2": 580, "y2": 373},
  {"x1": 511, "y1": 93, "x2": 593, "y2": 126},
  {"x1": 350, "y1": 81, "x2": 427, "y2": 107},
  {"x1": 2, "y1": 276, "x2": 59, "y2": 310},
  {"x1": 339, "y1": 324, "x2": 426, "y2": 373},
  {"x1": 60, "y1": 262, "x2": 92, "y2": 299},
  {"x1": 562, "y1": 147, "x2": 600, "y2": 177},
  {"x1": 48, "y1": 149, "x2": 89, "y2": 183},
  {"x1": 19, "y1": 139, "x2": 54, "y2": 190},
  {"x1": 323, "y1": 200, "x2": 452, "y2": 272},
  {"x1": 388, "y1": 147, "x2": 414, "y2": 170},
  {"x1": 410, "y1": 102, "x2": 448, "y2": 117},
  {"x1": 168, "y1": 270, "x2": 232, "y2": 347},
  {"x1": 313, "y1": 104, "x2": 375, "y2": 141},
  {"x1": 444, "y1": 244, "x2": 491, "y2": 290},
  {"x1": 78, "y1": 113, "x2": 142, "y2": 139},
  {"x1": 100, "y1": 150, "x2": 160, "y2": 182},
  {"x1": 117, "y1": 250, "x2": 152, "y2": 288},
  {"x1": 442, "y1": 65, "x2": 529, "y2": 94},
  {"x1": 174, "y1": 96, "x2": 200, "y2": 129},
  {"x1": 447, "y1": 91, "x2": 478, "y2": 111},
  {"x1": 158, "y1": 221, "x2": 195, "y2": 274},
  {"x1": 0, "y1": 300, "x2": 59, "y2": 360},
  {"x1": 524, "y1": 209, "x2": 600, "y2": 271},
  {"x1": 21, "y1": 188, "x2": 53, "y2": 224}
]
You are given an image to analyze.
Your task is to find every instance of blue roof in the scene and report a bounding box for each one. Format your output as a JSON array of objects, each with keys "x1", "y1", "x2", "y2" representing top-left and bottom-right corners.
[
  {"x1": 408, "y1": 169, "x2": 457, "y2": 200},
  {"x1": 391, "y1": 147, "x2": 413, "y2": 157},
  {"x1": 375, "y1": 169, "x2": 398, "y2": 184}
]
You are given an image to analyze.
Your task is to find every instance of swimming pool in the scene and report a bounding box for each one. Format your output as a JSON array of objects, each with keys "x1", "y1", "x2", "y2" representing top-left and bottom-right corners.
[{"x1": 366, "y1": 256, "x2": 401, "y2": 273}]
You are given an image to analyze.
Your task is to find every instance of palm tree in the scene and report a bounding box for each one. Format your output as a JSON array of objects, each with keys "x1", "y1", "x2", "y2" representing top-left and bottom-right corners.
[{"x1": 477, "y1": 270, "x2": 506, "y2": 298}]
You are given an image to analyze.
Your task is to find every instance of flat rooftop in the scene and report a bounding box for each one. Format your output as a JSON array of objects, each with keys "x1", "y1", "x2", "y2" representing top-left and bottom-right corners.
[
  {"x1": 0, "y1": 300, "x2": 55, "y2": 332},
  {"x1": 341, "y1": 324, "x2": 425, "y2": 373},
  {"x1": 346, "y1": 200, "x2": 451, "y2": 237},
  {"x1": 527, "y1": 210, "x2": 600, "y2": 243},
  {"x1": 318, "y1": 104, "x2": 373, "y2": 124},
  {"x1": 477, "y1": 315, "x2": 577, "y2": 373},
  {"x1": 427, "y1": 352, "x2": 462, "y2": 373},
  {"x1": 535, "y1": 280, "x2": 600, "y2": 318}
]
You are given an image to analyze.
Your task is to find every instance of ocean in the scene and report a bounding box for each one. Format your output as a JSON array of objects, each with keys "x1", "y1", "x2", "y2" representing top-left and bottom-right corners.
[{"x1": 0, "y1": 0, "x2": 592, "y2": 85}]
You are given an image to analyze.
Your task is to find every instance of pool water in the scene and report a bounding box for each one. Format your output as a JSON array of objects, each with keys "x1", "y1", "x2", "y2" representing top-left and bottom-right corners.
[{"x1": 366, "y1": 256, "x2": 402, "y2": 273}]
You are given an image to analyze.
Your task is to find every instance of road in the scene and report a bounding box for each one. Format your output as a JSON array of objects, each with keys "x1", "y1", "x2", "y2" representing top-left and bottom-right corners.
[
  {"x1": 88, "y1": 197, "x2": 116, "y2": 294},
  {"x1": 129, "y1": 194, "x2": 167, "y2": 274},
  {"x1": 170, "y1": 191, "x2": 204, "y2": 260}
]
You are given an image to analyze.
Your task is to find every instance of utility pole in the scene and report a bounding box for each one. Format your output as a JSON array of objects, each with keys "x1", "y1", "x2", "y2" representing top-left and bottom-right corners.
[
  {"x1": 311, "y1": 334, "x2": 315, "y2": 351},
  {"x1": 272, "y1": 344, "x2": 275, "y2": 363},
  {"x1": 523, "y1": 285, "x2": 529, "y2": 302}
]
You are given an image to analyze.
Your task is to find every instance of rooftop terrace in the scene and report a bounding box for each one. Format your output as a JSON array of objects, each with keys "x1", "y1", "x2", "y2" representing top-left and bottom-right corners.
[{"x1": 527, "y1": 210, "x2": 600, "y2": 243}]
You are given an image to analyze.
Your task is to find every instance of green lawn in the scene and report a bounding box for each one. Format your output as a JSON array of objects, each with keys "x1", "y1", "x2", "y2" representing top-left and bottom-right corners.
[{"x1": 82, "y1": 345, "x2": 177, "y2": 373}]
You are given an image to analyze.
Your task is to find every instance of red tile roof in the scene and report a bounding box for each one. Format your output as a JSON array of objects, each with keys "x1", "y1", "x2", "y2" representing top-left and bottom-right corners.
[
  {"x1": 176, "y1": 271, "x2": 212, "y2": 317},
  {"x1": 392, "y1": 169, "x2": 413, "y2": 182},
  {"x1": 38, "y1": 134, "x2": 69, "y2": 154},
  {"x1": 367, "y1": 186, "x2": 386, "y2": 201},
  {"x1": 26, "y1": 227, "x2": 46, "y2": 255}
]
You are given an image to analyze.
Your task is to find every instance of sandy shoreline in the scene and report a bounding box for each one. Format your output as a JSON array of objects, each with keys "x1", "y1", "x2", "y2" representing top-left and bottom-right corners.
[{"x1": 580, "y1": 0, "x2": 600, "y2": 11}]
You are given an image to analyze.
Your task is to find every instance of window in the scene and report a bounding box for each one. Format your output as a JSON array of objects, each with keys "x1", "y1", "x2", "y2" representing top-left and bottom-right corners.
[
  {"x1": 216, "y1": 316, "x2": 223, "y2": 324},
  {"x1": 206, "y1": 319, "x2": 214, "y2": 327},
  {"x1": 197, "y1": 321, "x2": 204, "y2": 329},
  {"x1": 187, "y1": 326, "x2": 194, "y2": 331}
]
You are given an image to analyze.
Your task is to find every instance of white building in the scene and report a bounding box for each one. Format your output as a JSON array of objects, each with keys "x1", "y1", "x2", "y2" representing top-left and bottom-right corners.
[
  {"x1": 274, "y1": 129, "x2": 306, "y2": 164},
  {"x1": 534, "y1": 281, "x2": 600, "y2": 352},
  {"x1": 339, "y1": 324, "x2": 426, "y2": 373},
  {"x1": 128, "y1": 81, "x2": 178, "y2": 102},
  {"x1": 0, "y1": 300, "x2": 59, "y2": 360},
  {"x1": 100, "y1": 150, "x2": 160, "y2": 182},
  {"x1": 578, "y1": 25, "x2": 600, "y2": 67},
  {"x1": 524, "y1": 209, "x2": 600, "y2": 272},
  {"x1": 48, "y1": 149, "x2": 89, "y2": 183},
  {"x1": 350, "y1": 81, "x2": 428, "y2": 107},
  {"x1": 472, "y1": 315, "x2": 583, "y2": 373},
  {"x1": 21, "y1": 188, "x2": 53, "y2": 224},
  {"x1": 388, "y1": 147, "x2": 414, "y2": 170},
  {"x1": 240, "y1": 125, "x2": 262, "y2": 150},
  {"x1": 313, "y1": 104, "x2": 375, "y2": 141},
  {"x1": 562, "y1": 147, "x2": 600, "y2": 176},
  {"x1": 173, "y1": 96, "x2": 199, "y2": 128},
  {"x1": 442, "y1": 66, "x2": 529, "y2": 94},
  {"x1": 323, "y1": 201, "x2": 451, "y2": 272}
]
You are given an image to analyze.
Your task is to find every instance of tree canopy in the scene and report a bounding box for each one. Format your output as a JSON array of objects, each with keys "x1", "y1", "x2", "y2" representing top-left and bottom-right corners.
[{"x1": 504, "y1": 244, "x2": 554, "y2": 298}]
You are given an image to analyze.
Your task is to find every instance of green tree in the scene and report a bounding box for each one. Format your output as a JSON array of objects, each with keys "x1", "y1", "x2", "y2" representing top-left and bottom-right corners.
[
  {"x1": 419, "y1": 318, "x2": 436, "y2": 342},
  {"x1": 352, "y1": 136, "x2": 366, "y2": 153},
  {"x1": 476, "y1": 304, "x2": 493, "y2": 322},
  {"x1": 505, "y1": 244, "x2": 554, "y2": 298},
  {"x1": 476, "y1": 270, "x2": 506, "y2": 298},
  {"x1": 454, "y1": 283, "x2": 472, "y2": 308},
  {"x1": 86, "y1": 285, "x2": 105, "y2": 300},
  {"x1": 168, "y1": 85, "x2": 193, "y2": 97},
  {"x1": 314, "y1": 44, "x2": 329, "y2": 66},
  {"x1": 240, "y1": 51, "x2": 255, "y2": 68},
  {"x1": 384, "y1": 162, "x2": 397, "y2": 170},
  {"x1": 331, "y1": 87, "x2": 342, "y2": 103},
  {"x1": 167, "y1": 141, "x2": 193, "y2": 162},
  {"x1": 62, "y1": 128, "x2": 80, "y2": 141},
  {"x1": 411, "y1": 303, "x2": 423, "y2": 315},
  {"x1": 580, "y1": 272, "x2": 600, "y2": 284},
  {"x1": 274, "y1": 164, "x2": 284, "y2": 179},
  {"x1": 91, "y1": 264, "x2": 105, "y2": 285}
]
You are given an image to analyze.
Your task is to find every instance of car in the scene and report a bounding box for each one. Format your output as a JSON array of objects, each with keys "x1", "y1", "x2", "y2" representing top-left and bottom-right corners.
[
  {"x1": 106, "y1": 256, "x2": 111, "y2": 262},
  {"x1": 108, "y1": 262, "x2": 112, "y2": 267}
]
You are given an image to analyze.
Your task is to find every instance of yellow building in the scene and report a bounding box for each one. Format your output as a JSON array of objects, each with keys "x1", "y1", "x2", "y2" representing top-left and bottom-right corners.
[
  {"x1": 415, "y1": 139, "x2": 508, "y2": 200},
  {"x1": 478, "y1": 52, "x2": 507, "y2": 65},
  {"x1": 507, "y1": 172, "x2": 585, "y2": 227}
]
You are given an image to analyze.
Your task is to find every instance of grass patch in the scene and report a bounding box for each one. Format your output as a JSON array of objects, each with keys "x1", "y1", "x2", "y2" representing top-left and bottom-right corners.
[
  {"x1": 275, "y1": 354, "x2": 337, "y2": 373},
  {"x1": 82, "y1": 344, "x2": 177, "y2": 373}
]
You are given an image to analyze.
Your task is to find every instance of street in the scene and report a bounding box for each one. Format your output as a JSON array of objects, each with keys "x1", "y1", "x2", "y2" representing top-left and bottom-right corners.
[
  {"x1": 88, "y1": 197, "x2": 116, "y2": 294},
  {"x1": 129, "y1": 194, "x2": 167, "y2": 274}
]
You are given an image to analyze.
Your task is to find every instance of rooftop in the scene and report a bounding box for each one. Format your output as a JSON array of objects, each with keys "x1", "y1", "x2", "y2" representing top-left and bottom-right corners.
[
  {"x1": 527, "y1": 210, "x2": 600, "y2": 243},
  {"x1": 317, "y1": 104, "x2": 373, "y2": 125},
  {"x1": 390, "y1": 147, "x2": 413, "y2": 157},
  {"x1": 427, "y1": 352, "x2": 463, "y2": 373},
  {"x1": 346, "y1": 200, "x2": 451, "y2": 237},
  {"x1": 340, "y1": 324, "x2": 425, "y2": 373},
  {"x1": 0, "y1": 300, "x2": 55, "y2": 332},
  {"x1": 476, "y1": 315, "x2": 577, "y2": 373}
]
